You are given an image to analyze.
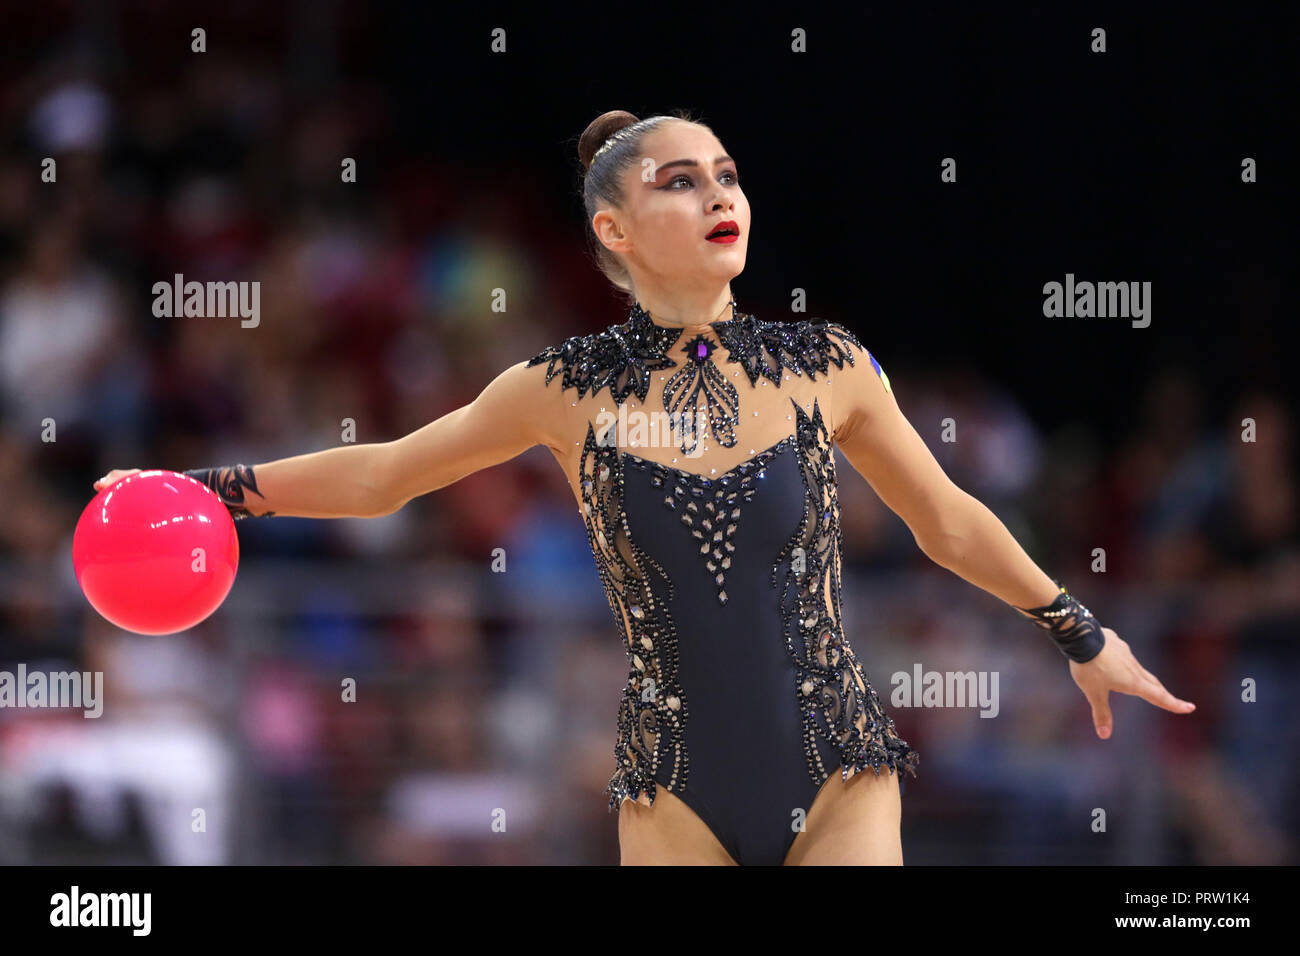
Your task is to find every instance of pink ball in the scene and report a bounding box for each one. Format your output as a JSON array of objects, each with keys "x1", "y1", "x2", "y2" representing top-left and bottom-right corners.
[{"x1": 73, "y1": 470, "x2": 239, "y2": 635}]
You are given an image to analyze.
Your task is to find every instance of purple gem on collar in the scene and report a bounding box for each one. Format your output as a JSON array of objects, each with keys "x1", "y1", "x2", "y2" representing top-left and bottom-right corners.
[{"x1": 684, "y1": 334, "x2": 715, "y2": 363}]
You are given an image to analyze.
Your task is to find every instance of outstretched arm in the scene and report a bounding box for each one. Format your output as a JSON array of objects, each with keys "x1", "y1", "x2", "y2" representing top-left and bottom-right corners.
[
  {"x1": 828, "y1": 336, "x2": 1195, "y2": 737},
  {"x1": 99, "y1": 360, "x2": 556, "y2": 520},
  {"x1": 828, "y1": 342, "x2": 1057, "y2": 609},
  {"x1": 371, "y1": 359, "x2": 554, "y2": 515}
]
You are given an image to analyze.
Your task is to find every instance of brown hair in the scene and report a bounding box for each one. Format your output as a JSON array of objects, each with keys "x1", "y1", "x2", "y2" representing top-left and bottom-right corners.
[{"x1": 576, "y1": 108, "x2": 707, "y2": 299}]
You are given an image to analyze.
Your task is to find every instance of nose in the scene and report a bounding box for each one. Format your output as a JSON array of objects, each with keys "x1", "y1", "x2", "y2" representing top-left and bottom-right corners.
[{"x1": 709, "y1": 191, "x2": 733, "y2": 213}]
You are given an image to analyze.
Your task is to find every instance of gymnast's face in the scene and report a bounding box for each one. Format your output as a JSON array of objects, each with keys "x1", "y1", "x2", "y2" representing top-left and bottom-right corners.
[{"x1": 595, "y1": 121, "x2": 750, "y2": 291}]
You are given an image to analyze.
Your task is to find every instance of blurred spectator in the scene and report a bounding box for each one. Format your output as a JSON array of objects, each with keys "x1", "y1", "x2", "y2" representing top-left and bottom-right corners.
[{"x1": 0, "y1": 7, "x2": 1292, "y2": 866}]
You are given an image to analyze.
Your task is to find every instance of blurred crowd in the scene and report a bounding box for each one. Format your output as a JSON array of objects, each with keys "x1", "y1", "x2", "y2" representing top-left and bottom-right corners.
[{"x1": 0, "y1": 31, "x2": 1296, "y2": 865}]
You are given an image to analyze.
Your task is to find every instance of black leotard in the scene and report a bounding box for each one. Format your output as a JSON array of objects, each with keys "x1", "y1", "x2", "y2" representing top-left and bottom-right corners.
[{"x1": 528, "y1": 301, "x2": 919, "y2": 865}]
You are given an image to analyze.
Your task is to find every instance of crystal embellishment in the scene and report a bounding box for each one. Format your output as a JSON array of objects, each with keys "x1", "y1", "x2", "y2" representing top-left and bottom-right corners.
[
  {"x1": 527, "y1": 299, "x2": 868, "y2": 454},
  {"x1": 546, "y1": 308, "x2": 918, "y2": 812},
  {"x1": 773, "y1": 397, "x2": 919, "y2": 786},
  {"x1": 622, "y1": 437, "x2": 794, "y2": 604},
  {"x1": 577, "y1": 421, "x2": 690, "y2": 810}
]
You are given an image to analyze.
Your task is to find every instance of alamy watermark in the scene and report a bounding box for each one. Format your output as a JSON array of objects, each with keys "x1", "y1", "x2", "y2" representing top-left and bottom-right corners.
[
  {"x1": 152, "y1": 273, "x2": 260, "y2": 327},
  {"x1": 891, "y1": 664, "x2": 1000, "y2": 717},
  {"x1": 0, "y1": 665, "x2": 103, "y2": 718},
  {"x1": 595, "y1": 405, "x2": 710, "y2": 458},
  {"x1": 50, "y1": 886, "x2": 150, "y2": 935},
  {"x1": 1042, "y1": 273, "x2": 1151, "y2": 328}
]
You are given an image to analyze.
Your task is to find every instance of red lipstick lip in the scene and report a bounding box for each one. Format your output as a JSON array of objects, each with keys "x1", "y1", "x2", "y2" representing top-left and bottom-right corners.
[{"x1": 706, "y1": 220, "x2": 740, "y2": 242}]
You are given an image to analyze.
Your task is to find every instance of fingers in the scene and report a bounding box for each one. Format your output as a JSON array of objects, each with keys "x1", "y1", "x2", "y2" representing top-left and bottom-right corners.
[
  {"x1": 1087, "y1": 690, "x2": 1113, "y2": 740},
  {"x1": 1134, "y1": 672, "x2": 1197, "y2": 714},
  {"x1": 1124, "y1": 647, "x2": 1197, "y2": 714},
  {"x1": 93, "y1": 469, "x2": 141, "y2": 491},
  {"x1": 1075, "y1": 634, "x2": 1197, "y2": 739},
  {"x1": 1083, "y1": 670, "x2": 1195, "y2": 740}
]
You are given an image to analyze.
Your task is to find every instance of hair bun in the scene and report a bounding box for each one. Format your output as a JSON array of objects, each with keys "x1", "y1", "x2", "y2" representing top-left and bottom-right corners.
[{"x1": 578, "y1": 110, "x2": 641, "y2": 171}]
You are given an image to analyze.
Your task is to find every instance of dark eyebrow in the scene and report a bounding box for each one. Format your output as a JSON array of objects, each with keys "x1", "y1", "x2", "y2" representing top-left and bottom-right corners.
[{"x1": 655, "y1": 155, "x2": 735, "y2": 175}]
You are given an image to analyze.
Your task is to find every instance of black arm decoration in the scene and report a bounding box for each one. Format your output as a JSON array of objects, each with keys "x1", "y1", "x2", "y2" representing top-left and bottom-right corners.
[
  {"x1": 1013, "y1": 579, "x2": 1106, "y2": 663},
  {"x1": 183, "y1": 464, "x2": 274, "y2": 520}
]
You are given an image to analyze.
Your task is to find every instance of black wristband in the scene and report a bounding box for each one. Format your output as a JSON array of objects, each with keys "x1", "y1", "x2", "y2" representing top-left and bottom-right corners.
[
  {"x1": 183, "y1": 464, "x2": 274, "y2": 520},
  {"x1": 1013, "y1": 579, "x2": 1106, "y2": 663}
]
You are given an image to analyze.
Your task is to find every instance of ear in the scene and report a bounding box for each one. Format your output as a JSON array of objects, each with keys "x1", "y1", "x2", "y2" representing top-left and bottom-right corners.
[{"x1": 593, "y1": 209, "x2": 630, "y2": 254}]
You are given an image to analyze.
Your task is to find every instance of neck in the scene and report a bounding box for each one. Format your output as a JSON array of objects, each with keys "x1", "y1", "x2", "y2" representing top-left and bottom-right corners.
[{"x1": 631, "y1": 288, "x2": 737, "y2": 335}]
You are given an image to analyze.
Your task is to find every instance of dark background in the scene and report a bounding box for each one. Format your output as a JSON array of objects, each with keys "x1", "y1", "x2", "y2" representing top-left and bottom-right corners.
[{"x1": 0, "y1": 2, "x2": 1295, "y2": 864}]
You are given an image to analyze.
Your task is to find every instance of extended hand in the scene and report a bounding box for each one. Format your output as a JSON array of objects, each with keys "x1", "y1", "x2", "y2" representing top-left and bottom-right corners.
[
  {"x1": 94, "y1": 469, "x2": 142, "y2": 491},
  {"x1": 1069, "y1": 627, "x2": 1196, "y2": 739}
]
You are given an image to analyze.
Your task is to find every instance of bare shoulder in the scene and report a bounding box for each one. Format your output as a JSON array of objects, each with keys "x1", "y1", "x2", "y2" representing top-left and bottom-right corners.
[
  {"x1": 527, "y1": 315, "x2": 693, "y2": 473},
  {"x1": 782, "y1": 317, "x2": 892, "y2": 443},
  {"x1": 479, "y1": 357, "x2": 574, "y2": 453}
]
